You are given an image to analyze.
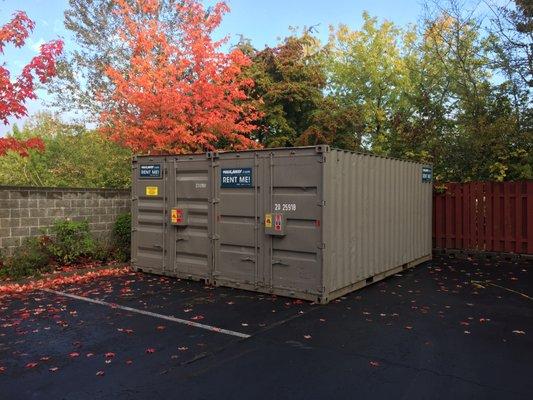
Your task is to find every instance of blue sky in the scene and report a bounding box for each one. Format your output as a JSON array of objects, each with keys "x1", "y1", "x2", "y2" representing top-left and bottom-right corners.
[{"x1": 1, "y1": 0, "x2": 426, "y2": 134}]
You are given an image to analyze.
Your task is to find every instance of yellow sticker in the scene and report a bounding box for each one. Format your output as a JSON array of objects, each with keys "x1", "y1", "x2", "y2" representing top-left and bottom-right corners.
[
  {"x1": 146, "y1": 186, "x2": 159, "y2": 196},
  {"x1": 265, "y1": 213, "x2": 272, "y2": 228}
]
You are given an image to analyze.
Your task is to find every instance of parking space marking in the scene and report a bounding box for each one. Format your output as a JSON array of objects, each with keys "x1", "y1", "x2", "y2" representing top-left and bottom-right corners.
[{"x1": 41, "y1": 288, "x2": 251, "y2": 339}]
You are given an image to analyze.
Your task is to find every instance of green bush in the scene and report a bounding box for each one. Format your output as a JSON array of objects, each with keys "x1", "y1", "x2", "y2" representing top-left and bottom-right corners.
[
  {"x1": 0, "y1": 238, "x2": 51, "y2": 279},
  {"x1": 92, "y1": 238, "x2": 113, "y2": 263},
  {"x1": 47, "y1": 219, "x2": 96, "y2": 264},
  {"x1": 112, "y1": 213, "x2": 131, "y2": 262}
]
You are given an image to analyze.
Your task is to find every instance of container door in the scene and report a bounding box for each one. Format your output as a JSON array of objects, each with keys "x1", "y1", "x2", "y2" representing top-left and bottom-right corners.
[
  {"x1": 213, "y1": 153, "x2": 261, "y2": 285},
  {"x1": 262, "y1": 152, "x2": 323, "y2": 294},
  {"x1": 170, "y1": 157, "x2": 212, "y2": 280},
  {"x1": 132, "y1": 159, "x2": 167, "y2": 273}
]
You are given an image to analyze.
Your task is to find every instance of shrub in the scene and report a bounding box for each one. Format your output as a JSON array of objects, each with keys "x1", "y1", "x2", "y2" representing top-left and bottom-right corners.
[
  {"x1": 47, "y1": 219, "x2": 96, "y2": 264},
  {"x1": 0, "y1": 238, "x2": 51, "y2": 279},
  {"x1": 92, "y1": 238, "x2": 113, "y2": 263},
  {"x1": 112, "y1": 213, "x2": 131, "y2": 262}
]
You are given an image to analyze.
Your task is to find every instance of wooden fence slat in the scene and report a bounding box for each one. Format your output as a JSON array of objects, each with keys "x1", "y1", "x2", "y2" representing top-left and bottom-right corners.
[
  {"x1": 515, "y1": 182, "x2": 522, "y2": 253},
  {"x1": 486, "y1": 182, "x2": 493, "y2": 251},
  {"x1": 524, "y1": 181, "x2": 533, "y2": 254}
]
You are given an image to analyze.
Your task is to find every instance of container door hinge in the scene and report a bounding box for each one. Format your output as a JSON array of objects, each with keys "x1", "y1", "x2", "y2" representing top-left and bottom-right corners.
[
  {"x1": 132, "y1": 227, "x2": 138, "y2": 232},
  {"x1": 211, "y1": 198, "x2": 220, "y2": 204},
  {"x1": 209, "y1": 234, "x2": 220, "y2": 240},
  {"x1": 131, "y1": 196, "x2": 138, "y2": 202},
  {"x1": 317, "y1": 242, "x2": 325, "y2": 249},
  {"x1": 317, "y1": 200, "x2": 326, "y2": 207}
]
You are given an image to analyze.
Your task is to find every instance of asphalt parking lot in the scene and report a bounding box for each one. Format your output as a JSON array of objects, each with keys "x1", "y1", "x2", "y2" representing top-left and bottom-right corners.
[{"x1": 0, "y1": 255, "x2": 531, "y2": 400}]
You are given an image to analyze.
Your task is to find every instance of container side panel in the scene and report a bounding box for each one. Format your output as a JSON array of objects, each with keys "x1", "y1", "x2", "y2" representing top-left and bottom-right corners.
[
  {"x1": 215, "y1": 155, "x2": 259, "y2": 285},
  {"x1": 172, "y1": 159, "x2": 211, "y2": 279},
  {"x1": 132, "y1": 157, "x2": 167, "y2": 272},
  {"x1": 269, "y1": 154, "x2": 323, "y2": 294},
  {"x1": 324, "y1": 151, "x2": 432, "y2": 295}
]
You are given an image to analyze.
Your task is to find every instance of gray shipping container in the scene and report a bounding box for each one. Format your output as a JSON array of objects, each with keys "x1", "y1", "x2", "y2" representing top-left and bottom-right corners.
[{"x1": 131, "y1": 146, "x2": 432, "y2": 303}]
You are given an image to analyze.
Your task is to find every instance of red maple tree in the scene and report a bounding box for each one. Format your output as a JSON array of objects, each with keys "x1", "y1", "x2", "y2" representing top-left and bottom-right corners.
[
  {"x1": 0, "y1": 11, "x2": 63, "y2": 156},
  {"x1": 101, "y1": 0, "x2": 261, "y2": 154}
]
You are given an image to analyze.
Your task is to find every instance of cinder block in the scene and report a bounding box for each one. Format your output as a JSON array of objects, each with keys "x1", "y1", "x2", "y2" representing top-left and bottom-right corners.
[
  {"x1": 29, "y1": 191, "x2": 46, "y2": 200},
  {"x1": 10, "y1": 227, "x2": 30, "y2": 237},
  {"x1": 0, "y1": 218, "x2": 19, "y2": 228},
  {"x1": 47, "y1": 208, "x2": 65, "y2": 217},
  {"x1": 78, "y1": 208, "x2": 91, "y2": 216},
  {"x1": 71, "y1": 199, "x2": 86, "y2": 207},
  {"x1": 30, "y1": 208, "x2": 47, "y2": 218},
  {"x1": 0, "y1": 199, "x2": 19, "y2": 209},
  {"x1": 99, "y1": 199, "x2": 113, "y2": 207},
  {"x1": 46, "y1": 192, "x2": 62, "y2": 200},
  {"x1": 0, "y1": 209, "x2": 10, "y2": 218},
  {"x1": 94, "y1": 207, "x2": 106, "y2": 215},
  {"x1": 30, "y1": 226, "x2": 46, "y2": 236},
  {"x1": 10, "y1": 208, "x2": 30, "y2": 218},
  {"x1": 38, "y1": 199, "x2": 55, "y2": 208},
  {"x1": 99, "y1": 214, "x2": 114, "y2": 223},
  {"x1": 54, "y1": 200, "x2": 71, "y2": 208},
  {"x1": 0, "y1": 227, "x2": 10, "y2": 237},
  {"x1": 89, "y1": 222, "x2": 106, "y2": 232},
  {"x1": 26, "y1": 199, "x2": 38, "y2": 208},
  {"x1": 0, "y1": 191, "x2": 10, "y2": 200},
  {"x1": 9, "y1": 190, "x2": 29, "y2": 199},
  {"x1": 63, "y1": 192, "x2": 80, "y2": 200},
  {"x1": 20, "y1": 217, "x2": 36, "y2": 227},
  {"x1": 86, "y1": 199, "x2": 99, "y2": 207},
  {"x1": 38, "y1": 217, "x2": 53, "y2": 227}
]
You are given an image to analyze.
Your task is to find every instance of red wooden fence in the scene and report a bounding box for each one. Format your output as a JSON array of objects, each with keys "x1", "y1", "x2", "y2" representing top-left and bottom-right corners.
[{"x1": 433, "y1": 181, "x2": 533, "y2": 254}]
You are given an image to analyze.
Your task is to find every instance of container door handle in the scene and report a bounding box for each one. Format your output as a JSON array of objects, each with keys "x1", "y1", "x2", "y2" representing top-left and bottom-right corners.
[
  {"x1": 240, "y1": 256, "x2": 255, "y2": 262},
  {"x1": 153, "y1": 244, "x2": 163, "y2": 250},
  {"x1": 176, "y1": 235, "x2": 188, "y2": 241},
  {"x1": 272, "y1": 259, "x2": 289, "y2": 266}
]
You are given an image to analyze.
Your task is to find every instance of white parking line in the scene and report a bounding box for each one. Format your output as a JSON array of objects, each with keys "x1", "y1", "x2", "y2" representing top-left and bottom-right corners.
[{"x1": 42, "y1": 288, "x2": 251, "y2": 339}]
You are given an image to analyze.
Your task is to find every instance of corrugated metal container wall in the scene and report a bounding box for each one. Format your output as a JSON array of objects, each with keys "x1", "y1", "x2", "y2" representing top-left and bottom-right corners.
[
  {"x1": 131, "y1": 155, "x2": 168, "y2": 275},
  {"x1": 131, "y1": 154, "x2": 212, "y2": 280},
  {"x1": 131, "y1": 146, "x2": 432, "y2": 303},
  {"x1": 322, "y1": 150, "x2": 432, "y2": 301}
]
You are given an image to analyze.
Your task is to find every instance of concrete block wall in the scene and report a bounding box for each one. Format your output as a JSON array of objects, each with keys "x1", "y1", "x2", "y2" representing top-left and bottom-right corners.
[{"x1": 0, "y1": 186, "x2": 131, "y2": 256}]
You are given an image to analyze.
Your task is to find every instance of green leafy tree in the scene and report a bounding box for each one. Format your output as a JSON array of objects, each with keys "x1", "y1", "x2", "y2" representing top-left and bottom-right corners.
[
  {"x1": 240, "y1": 32, "x2": 327, "y2": 147},
  {"x1": 0, "y1": 113, "x2": 131, "y2": 188},
  {"x1": 326, "y1": 13, "x2": 415, "y2": 154}
]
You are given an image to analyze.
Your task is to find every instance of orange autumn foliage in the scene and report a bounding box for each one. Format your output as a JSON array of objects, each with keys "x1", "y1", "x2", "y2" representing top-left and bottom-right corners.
[{"x1": 100, "y1": 0, "x2": 261, "y2": 154}]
